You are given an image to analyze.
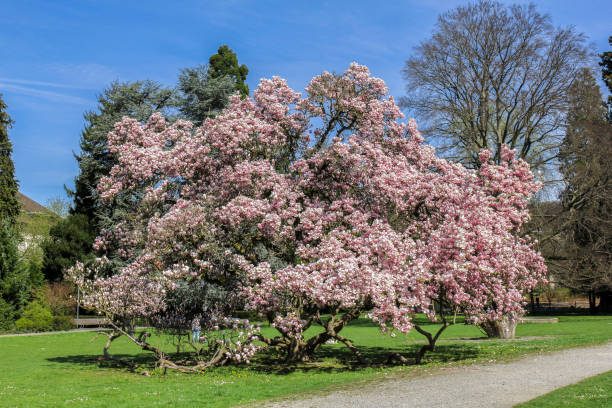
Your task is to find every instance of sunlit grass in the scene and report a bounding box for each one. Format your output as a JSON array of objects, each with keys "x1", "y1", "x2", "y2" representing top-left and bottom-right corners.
[
  {"x1": 516, "y1": 370, "x2": 612, "y2": 407},
  {"x1": 1, "y1": 314, "x2": 611, "y2": 407}
]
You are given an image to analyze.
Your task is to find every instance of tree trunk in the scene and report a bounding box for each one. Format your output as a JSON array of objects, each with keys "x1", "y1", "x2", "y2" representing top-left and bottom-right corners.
[
  {"x1": 480, "y1": 316, "x2": 518, "y2": 339},
  {"x1": 263, "y1": 309, "x2": 363, "y2": 363},
  {"x1": 599, "y1": 293, "x2": 612, "y2": 312},
  {"x1": 589, "y1": 291, "x2": 597, "y2": 314}
]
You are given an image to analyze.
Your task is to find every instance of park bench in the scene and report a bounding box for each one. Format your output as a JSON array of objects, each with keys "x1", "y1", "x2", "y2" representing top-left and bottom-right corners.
[{"x1": 72, "y1": 318, "x2": 109, "y2": 327}]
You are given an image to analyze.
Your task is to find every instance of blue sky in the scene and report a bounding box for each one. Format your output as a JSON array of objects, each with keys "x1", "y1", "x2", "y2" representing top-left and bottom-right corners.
[{"x1": 1, "y1": 0, "x2": 611, "y2": 205}]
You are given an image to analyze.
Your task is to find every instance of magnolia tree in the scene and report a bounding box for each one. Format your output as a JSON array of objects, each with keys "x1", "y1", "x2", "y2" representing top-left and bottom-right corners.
[{"x1": 67, "y1": 64, "x2": 545, "y2": 370}]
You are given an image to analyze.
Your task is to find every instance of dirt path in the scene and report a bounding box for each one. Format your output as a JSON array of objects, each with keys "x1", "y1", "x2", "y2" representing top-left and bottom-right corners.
[{"x1": 261, "y1": 342, "x2": 612, "y2": 408}]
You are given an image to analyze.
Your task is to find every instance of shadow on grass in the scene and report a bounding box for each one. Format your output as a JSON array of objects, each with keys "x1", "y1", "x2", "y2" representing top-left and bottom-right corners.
[
  {"x1": 245, "y1": 342, "x2": 480, "y2": 376},
  {"x1": 47, "y1": 352, "x2": 155, "y2": 369},
  {"x1": 46, "y1": 341, "x2": 481, "y2": 375}
]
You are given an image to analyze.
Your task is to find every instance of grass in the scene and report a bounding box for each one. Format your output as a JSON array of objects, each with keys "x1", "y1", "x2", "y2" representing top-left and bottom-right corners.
[
  {"x1": 1, "y1": 314, "x2": 611, "y2": 407},
  {"x1": 516, "y1": 370, "x2": 612, "y2": 407}
]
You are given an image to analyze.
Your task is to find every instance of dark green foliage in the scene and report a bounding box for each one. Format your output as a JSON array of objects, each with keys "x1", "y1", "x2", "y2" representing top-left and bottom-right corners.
[
  {"x1": 0, "y1": 93, "x2": 20, "y2": 225},
  {"x1": 41, "y1": 214, "x2": 96, "y2": 282},
  {"x1": 209, "y1": 45, "x2": 249, "y2": 98},
  {"x1": 600, "y1": 36, "x2": 612, "y2": 115},
  {"x1": 51, "y1": 315, "x2": 74, "y2": 331},
  {"x1": 600, "y1": 36, "x2": 612, "y2": 94},
  {"x1": 0, "y1": 221, "x2": 41, "y2": 323},
  {"x1": 177, "y1": 65, "x2": 235, "y2": 126},
  {"x1": 558, "y1": 69, "x2": 612, "y2": 311},
  {"x1": 69, "y1": 80, "x2": 175, "y2": 225},
  {"x1": 0, "y1": 221, "x2": 20, "y2": 291},
  {"x1": 15, "y1": 300, "x2": 53, "y2": 332},
  {"x1": 166, "y1": 279, "x2": 230, "y2": 316},
  {"x1": 0, "y1": 297, "x2": 16, "y2": 330}
]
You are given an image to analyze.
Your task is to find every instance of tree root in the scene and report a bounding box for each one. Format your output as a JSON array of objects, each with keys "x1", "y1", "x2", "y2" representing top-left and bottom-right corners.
[
  {"x1": 386, "y1": 352, "x2": 410, "y2": 365},
  {"x1": 98, "y1": 330, "x2": 140, "y2": 370},
  {"x1": 330, "y1": 333, "x2": 366, "y2": 364},
  {"x1": 256, "y1": 308, "x2": 365, "y2": 363},
  {"x1": 100, "y1": 321, "x2": 233, "y2": 375}
]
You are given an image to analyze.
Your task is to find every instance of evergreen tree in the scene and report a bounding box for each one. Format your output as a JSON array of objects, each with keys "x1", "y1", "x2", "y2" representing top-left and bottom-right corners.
[
  {"x1": 69, "y1": 80, "x2": 175, "y2": 225},
  {"x1": 208, "y1": 45, "x2": 249, "y2": 98},
  {"x1": 0, "y1": 93, "x2": 20, "y2": 225},
  {"x1": 176, "y1": 65, "x2": 235, "y2": 126},
  {"x1": 0, "y1": 221, "x2": 42, "y2": 329},
  {"x1": 600, "y1": 35, "x2": 612, "y2": 116},
  {"x1": 41, "y1": 214, "x2": 96, "y2": 282},
  {"x1": 52, "y1": 81, "x2": 175, "y2": 283},
  {"x1": 558, "y1": 68, "x2": 612, "y2": 312}
]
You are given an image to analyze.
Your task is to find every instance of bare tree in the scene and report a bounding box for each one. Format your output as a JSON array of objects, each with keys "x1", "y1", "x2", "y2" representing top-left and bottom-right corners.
[
  {"x1": 402, "y1": 0, "x2": 589, "y2": 172},
  {"x1": 45, "y1": 196, "x2": 71, "y2": 218}
]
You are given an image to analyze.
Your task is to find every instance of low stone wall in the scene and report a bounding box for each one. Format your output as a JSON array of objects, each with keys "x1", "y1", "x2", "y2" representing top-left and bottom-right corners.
[{"x1": 520, "y1": 317, "x2": 559, "y2": 323}]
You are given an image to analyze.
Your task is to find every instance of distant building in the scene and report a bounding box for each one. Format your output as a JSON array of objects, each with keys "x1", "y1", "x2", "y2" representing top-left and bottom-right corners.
[{"x1": 17, "y1": 192, "x2": 58, "y2": 253}]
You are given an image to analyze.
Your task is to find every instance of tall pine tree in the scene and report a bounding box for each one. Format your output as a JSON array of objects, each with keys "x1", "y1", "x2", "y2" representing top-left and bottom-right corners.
[
  {"x1": 0, "y1": 93, "x2": 20, "y2": 225},
  {"x1": 600, "y1": 35, "x2": 612, "y2": 114},
  {"x1": 558, "y1": 68, "x2": 612, "y2": 311},
  {"x1": 176, "y1": 45, "x2": 250, "y2": 126},
  {"x1": 208, "y1": 45, "x2": 249, "y2": 98}
]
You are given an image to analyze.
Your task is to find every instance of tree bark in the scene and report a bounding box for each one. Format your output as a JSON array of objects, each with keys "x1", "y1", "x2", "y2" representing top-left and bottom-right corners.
[
  {"x1": 260, "y1": 308, "x2": 363, "y2": 363},
  {"x1": 480, "y1": 316, "x2": 518, "y2": 339},
  {"x1": 589, "y1": 292, "x2": 597, "y2": 314},
  {"x1": 599, "y1": 293, "x2": 612, "y2": 312},
  {"x1": 413, "y1": 319, "x2": 451, "y2": 364}
]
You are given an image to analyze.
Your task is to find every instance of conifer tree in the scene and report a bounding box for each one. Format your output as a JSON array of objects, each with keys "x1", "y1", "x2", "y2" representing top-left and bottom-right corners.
[
  {"x1": 69, "y1": 80, "x2": 175, "y2": 225},
  {"x1": 558, "y1": 68, "x2": 612, "y2": 311},
  {"x1": 0, "y1": 221, "x2": 37, "y2": 328},
  {"x1": 208, "y1": 45, "x2": 249, "y2": 98},
  {"x1": 176, "y1": 65, "x2": 234, "y2": 126},
  {"x1": 600, "y1": 35, "x2": 612, "y2": 116},
  {"x1": 0, "y1": 93, "x2": 20, "y2": 225}
]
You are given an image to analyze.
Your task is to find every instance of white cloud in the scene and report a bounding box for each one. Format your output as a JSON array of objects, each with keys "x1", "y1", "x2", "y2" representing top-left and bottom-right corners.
[
  {"x1": 0, "y1": 83, "x2": 91, "y2": 105},
  {"x1": 0, "y1": 77, "x2": 92, "y2": 90}
]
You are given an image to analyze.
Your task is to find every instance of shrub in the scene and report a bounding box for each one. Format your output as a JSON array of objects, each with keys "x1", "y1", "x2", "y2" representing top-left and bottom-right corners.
[
  {"x1": 41, "y1": 214, "x2": 96, "y2": 282},
  {"x1": 1, "y1": 221, "x2": 43, "y2": 323},
  {"x1": 52, "y1": 315, "x2": 74, "y2": 331},
  {"x1": 15, "y1": 300, "x2": 53, "y2": 332},
  {"x1": 36, "y1": 282, "x2": 75, "y2": 316},
  {"x1": 0, "y1": 298, "x2": 15, "y2": 331}
]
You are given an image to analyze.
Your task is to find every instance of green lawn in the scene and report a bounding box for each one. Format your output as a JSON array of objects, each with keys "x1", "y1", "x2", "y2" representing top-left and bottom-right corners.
[
  {"x1": 1, "y1": 314, "x2": 611, "y2": 407},
  {"x1": 516, "y1": 370, "x2": 612, "y2": 407}
]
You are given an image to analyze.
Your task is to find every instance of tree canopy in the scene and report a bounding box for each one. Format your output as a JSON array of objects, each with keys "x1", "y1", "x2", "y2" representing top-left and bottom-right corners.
[
  {"x1": 600, "y1": 35, "x2": 612, "y2": 115},
  {"x1": 557, "y1": 68, "x2": 612, "y2": 311},
  {"x1": 41, "y1": 214, "x2": 97, "y2": 282},
  {"x1": 69, "y1": 80, "x2": 175, "y2": 225},
  {"x1": 176, "y1": 64, "x2": 235, "y2": 126},
  {"x1": 209, "y1": 45, "x2": 249, "y2": 98},
  {"x1": 401, "y1": 0, "x2": 588, "y2": 172},
  {"x1": 68, "y1": 64, "x2": 545, "y2": 371}
]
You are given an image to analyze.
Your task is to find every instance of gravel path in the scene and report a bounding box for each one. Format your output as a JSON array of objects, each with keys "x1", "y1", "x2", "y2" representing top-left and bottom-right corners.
[
  {"x1": 261, "y1": 342, "x2": 612, "y2": 408},
  {"x1": 0, "y1": 328, "x2": 108, "y2": 337}
]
